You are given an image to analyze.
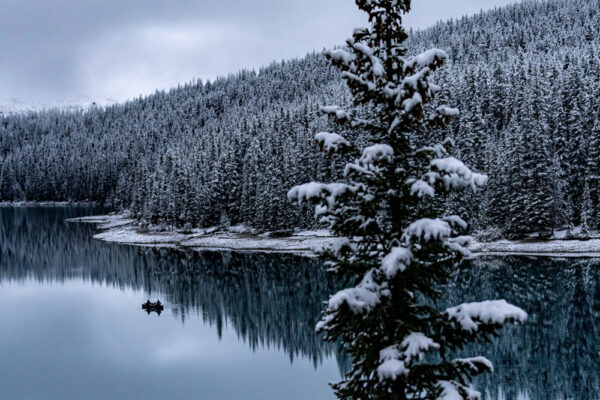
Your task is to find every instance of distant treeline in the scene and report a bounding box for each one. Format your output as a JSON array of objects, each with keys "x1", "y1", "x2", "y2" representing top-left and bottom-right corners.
[{"x1": 2, "y1": 0, "x2": 600, "y2": 237}]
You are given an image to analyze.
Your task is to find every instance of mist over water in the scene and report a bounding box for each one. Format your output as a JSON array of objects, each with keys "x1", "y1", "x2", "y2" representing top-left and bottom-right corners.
[{"x1": 1, "y1": 206, "x2": 599, "y2": 399}]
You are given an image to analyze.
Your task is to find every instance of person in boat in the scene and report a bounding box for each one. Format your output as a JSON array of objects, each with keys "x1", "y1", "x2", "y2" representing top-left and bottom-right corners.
[{"x1": 142, "y1": 299, "x2": 163, "y2": 310}]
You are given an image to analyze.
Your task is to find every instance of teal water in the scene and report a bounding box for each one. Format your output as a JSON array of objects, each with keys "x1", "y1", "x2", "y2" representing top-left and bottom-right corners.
[
  {"x1": 452, "y1": 256, "x2": 600, "y2": 400},
  {"x1": 0, "y1": 206, "x2": 342, "y2": 400},
  {"x1": 1, "y1": 206, "x2": 599, "y2": 399}
]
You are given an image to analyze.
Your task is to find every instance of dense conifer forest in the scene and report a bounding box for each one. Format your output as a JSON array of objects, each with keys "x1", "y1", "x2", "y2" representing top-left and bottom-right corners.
[{"x1": 2, "y1": 0, "x2": 600, "y2": 238}]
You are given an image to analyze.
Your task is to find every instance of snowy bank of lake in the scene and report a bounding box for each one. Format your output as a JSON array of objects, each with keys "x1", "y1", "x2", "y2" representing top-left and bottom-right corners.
[
  {"x1": 468, "y1": 238, "x2": 600, "y2": 257},
  {"x1": 67, "y1": 214, "x2": 336, "y2": 255},
  {"x1": 68, "y1": 214, "x2": 600, "y2": 257}
]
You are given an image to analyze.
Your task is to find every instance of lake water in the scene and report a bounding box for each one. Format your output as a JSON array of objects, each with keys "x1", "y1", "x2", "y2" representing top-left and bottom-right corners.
[{"x1": 1, "y1": 206, "x2": 599, "y2": 400}]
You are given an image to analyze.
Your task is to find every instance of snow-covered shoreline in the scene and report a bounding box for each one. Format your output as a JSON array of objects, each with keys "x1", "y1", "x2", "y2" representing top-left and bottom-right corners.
[
  {"x1": 67, "y1": 214, "x2": 336, "y2": 256},
  {"x1": 468, "y1": 239, "x2": 600, "y2": 258},
  {"x1": 67, "y1": 213, "x2": 600, "y2": 257}
]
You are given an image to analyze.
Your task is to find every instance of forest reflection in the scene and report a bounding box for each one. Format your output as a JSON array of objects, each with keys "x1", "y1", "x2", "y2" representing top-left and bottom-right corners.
[
  {"x1": 1, "y1": 206, "x2": 599, "y2": 399},
  {"x1": 0, "y1": 206, "x2": 345, "y2": 371},
  {"x1": 450, "y1": 257, "x2": 600, "y2": 400}
]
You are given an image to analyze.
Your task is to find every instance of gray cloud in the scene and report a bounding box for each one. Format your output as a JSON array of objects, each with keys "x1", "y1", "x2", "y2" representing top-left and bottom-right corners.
[{"x1": 0, "y1": 0, "x2": 517, "y2": 106}]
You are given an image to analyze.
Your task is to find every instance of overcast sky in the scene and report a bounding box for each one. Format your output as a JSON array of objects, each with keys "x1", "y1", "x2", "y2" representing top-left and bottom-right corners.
[{"x1": 0, "y1": 0, "x2": 517, "y2": 107}]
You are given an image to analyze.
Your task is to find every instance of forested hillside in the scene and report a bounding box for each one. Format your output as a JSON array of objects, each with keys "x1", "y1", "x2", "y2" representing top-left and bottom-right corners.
[
  {"x1": 2, "y1": 0, "x2": 600, "y2": 237},
  {"x1": 418, "y1": 0, "x2": 600, "y2": 238},
  {"x1": 0, "y1": 55, "x2": 345, "y2": 230}
]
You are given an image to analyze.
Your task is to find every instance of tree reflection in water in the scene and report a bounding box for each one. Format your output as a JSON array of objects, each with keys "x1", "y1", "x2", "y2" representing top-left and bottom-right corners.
[
  {"x1": 0, "y1": 206, "x2": 348, "y2": 373},
  {"x1": 1, "y1": 206, "x2": 600, "y2": 399},
  {"x1": 448, "y1": 257, "x2": 600, "y2": 400}
]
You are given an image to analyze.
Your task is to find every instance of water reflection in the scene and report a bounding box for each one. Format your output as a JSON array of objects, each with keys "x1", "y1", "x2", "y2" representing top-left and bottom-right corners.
[
  {"x1": 450, "y1": 257, "x2": 600, "y2": 400},
  {"x1": 2, "y1": 207, "x2": 600, "y2": 399},
  {"x1": 142, "y1": 299, "x2": 164, "y2": 315},
  {"x1": 0, "y1": 206, "x2": 345, "y2": 369},
  {"x1": 0, "y1": 206, "x2": 345, "y2": 400}
]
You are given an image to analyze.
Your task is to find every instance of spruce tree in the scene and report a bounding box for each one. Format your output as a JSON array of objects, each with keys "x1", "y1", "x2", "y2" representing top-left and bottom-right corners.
[
  {"x1": 581, "y1": 182, "x2": 592, "y2": 236},
  {"x1": 586, "y1": 119, "x2": 600, "y2": 226},
  {"x1": 289, "y1": 1, "x2": 526, "y2": 398}
]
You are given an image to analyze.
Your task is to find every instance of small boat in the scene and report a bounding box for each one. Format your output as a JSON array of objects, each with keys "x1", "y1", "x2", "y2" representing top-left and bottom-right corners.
[{"x1": 142, "y1": 299, "x2": 164, "y2": 314}]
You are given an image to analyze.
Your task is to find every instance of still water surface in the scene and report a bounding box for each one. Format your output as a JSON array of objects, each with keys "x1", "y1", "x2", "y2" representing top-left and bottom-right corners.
[{"x1": 1, "y1": 206, "x2": 599, "y2": 399}]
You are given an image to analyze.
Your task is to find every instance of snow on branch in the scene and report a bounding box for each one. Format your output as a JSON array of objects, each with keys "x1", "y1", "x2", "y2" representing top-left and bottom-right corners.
[
  {"x1": 344, "y1": 143, "x2": 394, "y2": 177},
  {"x1": 404, "y1": 218, "x2": 452, "y2": 242},
  {"x1": 377, "y1": 345, "x2": 409, "y2": 380},
  {"x1": 410, "y1": 179, "x2": 435, "y2": 198},
  {"x1": 445, "y1": 235, "x2": 473, "y2": 257},
  {"x1": 430, "y1": 106, "x2": 460, "y2": 124},
  {"x1": 287, "y1": 182, "x2": 361, "y2": 217},
  {"x1": 445, "y1": 300, "x2": 527, "y2": 333},
  {"x1": 377, "y1": 333, "x2": 440, "y2": 381},
  {"x1": 315, "y1": 132, "x2": 350, "y2": 153},
  {"x1": 341, "y1": 71, "x2": 377, "y2": 92},
  {"x1": 347, "y1": 39, "x2": 385, "y2": 78},
  {"x1": 431, "y1": 157, "x2": 475, "y2": 177},
  {"x1": 401, "y1": 67, "x2": 430, "y2": 92},
  {"x1": 331, "y1": 237, "x2": 357, "y2": 257},
  {"x1": 388, "y1": 66, "x2": 440, "y2": 115},
  {"x1": 443, "y1": 215, "x2": 468, "y2": 230},
  {"x1": 320, "y1": 105, "x2": 351, "y2": 122},
  {"x1": 325, "y1": 48, "x2": 356, "y2": 66},
  {"x1": 402, "y1": 92, "x2": 424, "y2": 114},
  {"x1": 351, "y1": 41, "x2": 373, "y2": 57},
  {"x1": 453, "y1": 357, "x2": 494, "y2": 374},
  {"x1": 403, "y1": 49, "x2": 448, "y2": 74},
  {"x1": 316, "y1": 269, "x2": 386, "y2": 332},
  {"x1": 403, "y1": 217, "x2": 470, "y2": 254},
  {"x1": 417, "y1": 142, "x2": 450, "y2": 158},
  {"x1": 359, "y1": 144, "x2": 394, "y2": 167},
  {"x1": 371, "y1": 49, "x2": 447, "y2": 119},
  {"x1": 402, "y1": 332, "x2": 440, "y2": 364},
  {"x1": 430, "y1": 157, "x2": 488, "y2": 191},
  {"x1": 381, "y1": 246, "x2": 412, "y2": 278}
]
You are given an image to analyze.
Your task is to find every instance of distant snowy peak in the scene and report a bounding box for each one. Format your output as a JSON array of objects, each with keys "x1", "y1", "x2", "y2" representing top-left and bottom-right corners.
[{"x1": 0, "y1": 96, "x2": 117, "y2": 114}]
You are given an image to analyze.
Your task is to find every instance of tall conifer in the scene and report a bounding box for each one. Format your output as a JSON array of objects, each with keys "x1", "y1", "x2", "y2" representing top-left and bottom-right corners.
[{"x1": 289, "y1": 1, "x2": 526, "y2": 398}]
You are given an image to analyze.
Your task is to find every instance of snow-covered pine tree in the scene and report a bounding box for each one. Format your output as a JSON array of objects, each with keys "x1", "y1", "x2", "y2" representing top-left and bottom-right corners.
[
  {"x1": 581, "y1": 182, "x2": 592, "y2": 236},
  {"x1": 288, "y1": 1, "x2": 527, "y2": 399},
  {"x1": 586, "y1": 119, "x2": 600, "y2": 227}
]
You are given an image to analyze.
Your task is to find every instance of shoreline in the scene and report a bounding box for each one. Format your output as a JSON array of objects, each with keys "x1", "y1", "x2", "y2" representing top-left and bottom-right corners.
[
  {"x1": 468, "y1": 239, "x2": 600, "y2": 258},
  {"x1": 66, "y1": 214, "x2": 336, "y2": 256},
  {"x1": 67, "y1": 213, "x2": 600, "y2": 258}
]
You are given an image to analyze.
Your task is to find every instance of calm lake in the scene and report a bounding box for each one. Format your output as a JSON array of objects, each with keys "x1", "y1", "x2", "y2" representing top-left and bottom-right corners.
[{"x1": 1, "y1": 206, "x2": 599, "y2": 400}]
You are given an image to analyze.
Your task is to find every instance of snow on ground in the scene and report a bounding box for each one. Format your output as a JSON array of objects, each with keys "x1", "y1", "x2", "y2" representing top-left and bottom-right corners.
[
  {"x1": 68, "y1": 213, "x2": 600, "y2": 257},
  {"x1": 180, "y1": 234, "x2": 333, "y2": 254},
  {"x1": 293, "y1": 229, "x2": 332, "y2": 237},
  {"x1": 468, "y1": 238, "x2": 600, "y2": 257},
  {"x1": 69, "y1": 214, "x2": 336, "y2": 255},
  {"x1": 94, "y1": 226, "x2": 190, "y2": 245}
]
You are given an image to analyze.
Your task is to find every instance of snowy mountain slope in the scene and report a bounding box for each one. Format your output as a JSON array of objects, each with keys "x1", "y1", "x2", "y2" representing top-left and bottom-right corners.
[{"x1": 0, "y1": 96, "x2": 116, "y2": 115}]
